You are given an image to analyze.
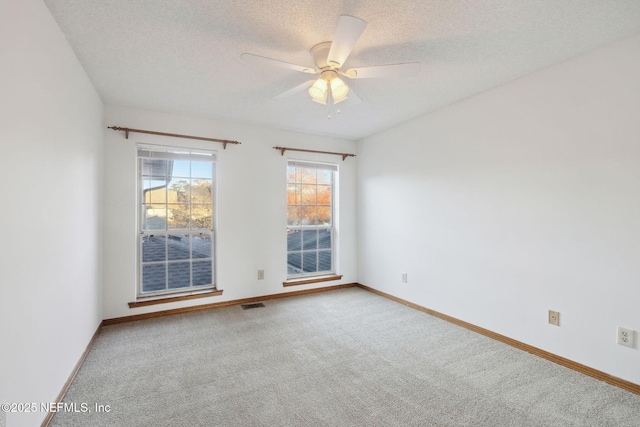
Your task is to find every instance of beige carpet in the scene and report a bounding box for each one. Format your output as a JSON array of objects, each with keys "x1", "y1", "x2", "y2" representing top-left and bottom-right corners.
[{"x1": 50, "y1": 287, "x2": 640, "y2": 426}]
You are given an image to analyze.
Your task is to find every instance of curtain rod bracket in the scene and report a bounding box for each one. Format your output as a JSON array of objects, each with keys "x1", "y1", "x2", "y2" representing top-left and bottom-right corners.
[{"x1": 108, "y1": 126, "x2": 241, "y2": 149}]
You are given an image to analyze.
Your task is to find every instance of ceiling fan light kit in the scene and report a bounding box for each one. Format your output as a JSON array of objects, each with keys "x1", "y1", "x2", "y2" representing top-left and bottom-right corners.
[
  {"x1": 309, "y1": 78, "x2": 328, "y2": 102},
  {"x1": 308, "y1": 69, "x2": 349, "y2": 105},
  {"x1": 241, "y1": 14, "x2": 420, "y2": 114},
  {"x1": 330, "y1": 76, "x2": 349, "y2": 101}
]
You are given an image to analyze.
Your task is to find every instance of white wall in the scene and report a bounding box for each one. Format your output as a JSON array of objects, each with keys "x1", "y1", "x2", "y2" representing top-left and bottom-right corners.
[
  {"x1": 0, "y1": 1, "x2": 104, "y2": 426},
  {"x1": 102, "y1": 106, "x2": 357, "y2": 319},
  {"x1": 357, "y1": 34, "x2": 640, "y2": 384}
]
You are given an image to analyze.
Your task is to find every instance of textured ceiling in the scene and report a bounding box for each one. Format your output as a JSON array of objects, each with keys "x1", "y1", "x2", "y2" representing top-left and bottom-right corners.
[{"x1": 45, "y1": 0, "x2": 640, "y2": 140}]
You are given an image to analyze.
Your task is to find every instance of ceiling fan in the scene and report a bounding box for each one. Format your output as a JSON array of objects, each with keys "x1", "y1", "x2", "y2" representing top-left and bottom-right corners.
[{"x1": 241, "y1": 15, "x2": 420, "y2": 110}]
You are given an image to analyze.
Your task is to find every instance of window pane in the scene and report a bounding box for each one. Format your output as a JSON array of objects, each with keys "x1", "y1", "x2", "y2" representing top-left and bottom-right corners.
[
  {"x1": 301, "y1": 185, "x2": 317, "y2": 205},
  {"x1": 142, "y1": 264, "x2": 166, "y2": 293},
  {"x1": 318, "y1": 229, "x2": 331, "y2": 249},
  {"x1": 171, "y1": 160, "x2": 190, "y2": 178},
  {"x1": 191, "y1": 205, "x2": 212, "y2": 229},
  {"x1": 144, "y1": 186, "x2": 167, "y2": 204},
  {"x1": 142, "y1": 177, "x2": 166, "y2": 188},
  {"x1": 143, "y1": 204, "x2": 169, "y2": 231},
  {"x1": 143, "y1": 177, "x2": 168, "y2": 202},
  {"x1": 301, "y1": 206, "x2": 317, "y2": 225},
  {"x1": 287, "y1": 253, "x2": 301, "y2": 275},
  {"x1": 287, "y1": 206, "x2": 301, "y2": 226},
  {"x1": 287, "y1": 184, "x2": 301, "y2": 205},
  {"x1": 168, "y1": 234, "x2": 190, "y2": 260},
  {"x1": 168, "y1": 178, "x2": 189, "y2": 203},
  {"x1": 301, "y1": 168, "x2": 316, "y2": 184},
  {"x1": 192, "y1": 233, "x2": 212, "y2": 259},
  {"x1": 193, "y1": 260, "x2": 212, "y2": 286},
  {"x1": 303, "y1": 229, "x2": 317, "y2": 250},
  {"x1": 287, "y1": 166, "x2": 299, "y2": 183},
  {"x1": 287, "y1": 229, "x2": 302, "y2": 251},
  {"x1": 191, "y1": 179, "x2": 212, "y2": 204},
  {"x1": 142, "y1": 159, "x2": 168, "y2": 177},
  {"x1": 191, "y1": 161, "x2": 212, "y2": 179},
  {"x1": 302, "y1": 252, "x2": 317, "y2": 273},
  {"x1": 167, "y1": 203, "x2": 190, "y2": 229},
  {"x1": 168, "y1": 262, "x2": 190, "y2": 289},
  {"x1": 142, "y1": 235, "x2": 166, "y2": 262},
  {"x1": 317, "y1": 169, "x2": 332, "y2": 185},
  {"x1": 318, "y1": 250, "x2": 332, "y2": 272},
  {"x1": 317, "y1": 185, "x2": 331, "y2": 205},
  {"x1": 317, "y1": 206, "x2": 331, "y2": 225}
]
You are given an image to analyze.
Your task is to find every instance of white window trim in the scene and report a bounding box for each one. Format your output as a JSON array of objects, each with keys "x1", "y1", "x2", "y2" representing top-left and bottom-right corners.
[
  {"x1": 136, "y1": 144, "x2": 217, "y2": 297},
  {"x1": 286, "y1": 159, "x2": 338, "y2": 279}
]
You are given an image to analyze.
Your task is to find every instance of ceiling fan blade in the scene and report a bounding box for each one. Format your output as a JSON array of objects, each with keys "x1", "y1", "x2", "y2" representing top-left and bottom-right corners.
[
  {"x1": 327, "y1": 15, "x2": 367, "y2": 68},
  {"x1": 241, "y1": 53, "x2": 317, "y2": 74},
  {"x1": 273, "y1": 80, "x2": 315, "y2": 99},
  {"x1": 344, "y1": 62, "x2": 420, "y2": 79}
]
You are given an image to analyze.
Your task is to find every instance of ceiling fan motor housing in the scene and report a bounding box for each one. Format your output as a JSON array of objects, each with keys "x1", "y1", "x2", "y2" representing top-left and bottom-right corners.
[
  {"x1": 311, "y1": 41, "x2": 333, "y2": 69},
  {"x1": 320, "y1": 69, "x2": 339, "y2": 81}
]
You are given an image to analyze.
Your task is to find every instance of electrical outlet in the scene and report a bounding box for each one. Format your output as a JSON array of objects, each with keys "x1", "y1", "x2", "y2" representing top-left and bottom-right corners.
[
  {"x1": 257, "y1": 270, "x2": 264, "y2": 280},
  {"x1": 402, "y1": 273, "x2": 407, "y2": 283},
  {"x1": 548, "y1": 310, "x2": 560, "y2": 326},
  {"x1": 617, "y1": 326, "x2": 635, "y2": 348}
]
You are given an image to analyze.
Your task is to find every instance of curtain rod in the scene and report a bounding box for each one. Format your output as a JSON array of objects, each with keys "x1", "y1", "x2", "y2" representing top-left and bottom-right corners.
[
  {"x1": 108, "y1": 126, "x2": 241, "y2": 149},
  {"x1": 273, "y1": 146, "x2": 356, "y2": 161}
]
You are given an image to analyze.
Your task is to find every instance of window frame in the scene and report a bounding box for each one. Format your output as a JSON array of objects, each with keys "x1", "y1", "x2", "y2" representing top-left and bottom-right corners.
[
  {"x1": 136, "y1": 144, "x2": 217, "y2": 298},
  {"x1": 286, "y1": 160, "x2": 337, "y2": 279}
]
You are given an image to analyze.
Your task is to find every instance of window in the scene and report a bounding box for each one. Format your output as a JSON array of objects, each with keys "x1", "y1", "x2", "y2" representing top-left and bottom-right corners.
[
  {"x1": 137, "y1": 145, "x2": 216, "y2": 296},
  {"x1": 286, "y1": 161, "x2": 336, "y2": 278}
]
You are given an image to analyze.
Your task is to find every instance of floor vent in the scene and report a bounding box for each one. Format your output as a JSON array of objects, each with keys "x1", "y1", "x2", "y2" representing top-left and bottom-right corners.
[{"x1": 241, "y1": 303, "x2": 265, "y2": 310}]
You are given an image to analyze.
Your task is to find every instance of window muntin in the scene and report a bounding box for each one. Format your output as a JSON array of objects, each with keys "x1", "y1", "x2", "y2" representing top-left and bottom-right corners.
[
  {"x1": 286, "y1": 161, "x2": 336, "y2": 277},
  {"x1": 138, "y1": 145, "x2": 216, "y2": 296}
]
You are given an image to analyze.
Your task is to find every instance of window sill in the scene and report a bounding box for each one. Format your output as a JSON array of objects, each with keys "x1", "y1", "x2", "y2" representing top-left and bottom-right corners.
[
  {"x1": 128, "y1": 288, "x2": 223, "y2": 308},
  {"x1": 283, "y1": 274, "x2": 343, "y2": 287}
]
